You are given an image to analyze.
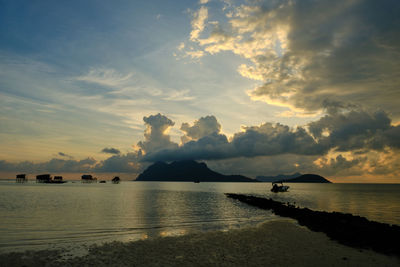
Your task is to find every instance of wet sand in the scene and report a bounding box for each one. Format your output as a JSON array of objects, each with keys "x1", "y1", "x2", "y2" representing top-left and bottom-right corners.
[{"x1": 1, "y1": 220, "x2": 399, "y2": 267}]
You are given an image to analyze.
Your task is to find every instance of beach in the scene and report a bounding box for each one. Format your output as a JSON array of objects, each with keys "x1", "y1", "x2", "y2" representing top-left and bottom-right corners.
[{"x1": 1, "y1": 219, "x2": 398, "y2": 267}]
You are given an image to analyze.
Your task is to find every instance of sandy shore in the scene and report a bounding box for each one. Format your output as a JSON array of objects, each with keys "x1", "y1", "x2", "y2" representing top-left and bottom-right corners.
[{"x1": 1, "y1": 220, "x2": 399, "y2": 267}]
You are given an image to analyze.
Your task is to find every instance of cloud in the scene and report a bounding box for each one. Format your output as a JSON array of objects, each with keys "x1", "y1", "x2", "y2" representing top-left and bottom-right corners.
[
  {"x1": 163, "y1": 89, "x2": 195, "y2": 101},
  {"x1": 94, "y1": 152, "x2": 142, "y2": 172},
  {"x1": 76, "y1": 68, "x2": 133, "y2": 87},
  {"x1": 185, "y1": 50, "x2": 205, "y2": 59},
  {"x1": 232, "y1": 122, "x2": 324, "y2": 156},
  {"x1": 0, "y1": 152, "x2": 144, "y2": 173},
  {"x1": 143, "y1": 110, "x2": 400, "y2": 162},
  {"x1": 0, "y1": 158, "x2": 97, "y2": 173},
  {"x1": 101, "y1": 147, "x2": 121, "y2": 155},
  {"x1": 58, "y1": 152, "x2": 73, "y2": 159},
  {"x1": 190, "y1": 6, "x2": 208, "y2": 41},
  {"x1": 0, "y1": 154, "x2": 144, "y2": 174},
  {"x1": 180, "y1": 115, "x2": 221, "y2": 143},
  {"x1": 188, "y1": 0, "x2": 400, "y2": 118},
  {"x1": 136, "y1": 113, "x2": 178, "y2": 154},
  {"x1": 144, "y1": 132, "x2": 233, "y2": 161},
  {"x1": 1, "y1": 111, "x2": 399, "y2": 179},
  {"x1": 308, "y1": 110, "x2": 399, "y2": 152},
  {"x1": 313, "y1": 153, "x2": 367, "y2": 176}
]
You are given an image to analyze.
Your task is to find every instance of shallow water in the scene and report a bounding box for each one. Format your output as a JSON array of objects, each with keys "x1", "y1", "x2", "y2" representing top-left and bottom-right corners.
[{"x1": 0, "y1": 181, "x2": 399, "y2": 254}]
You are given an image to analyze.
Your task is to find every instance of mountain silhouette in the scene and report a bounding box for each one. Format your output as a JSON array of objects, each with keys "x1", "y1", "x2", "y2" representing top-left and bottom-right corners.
[
  {"x1": 277, "y1": 174, "x2": 331, "y2": 183},
  {"x1": 256, "y1": 172, "x2": 302, "y2": 182},
  {"x1": 136, "y1": 160, "x2": 257, "y2": 182}
]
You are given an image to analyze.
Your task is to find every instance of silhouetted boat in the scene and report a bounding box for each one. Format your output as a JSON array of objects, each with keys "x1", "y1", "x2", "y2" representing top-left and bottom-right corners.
[
  {"x1": 99, "y1": 180, "x2": 106, "y2": 183},
  {"x1": 271, "y1": 182, "x2": 289, "y2": 192}
]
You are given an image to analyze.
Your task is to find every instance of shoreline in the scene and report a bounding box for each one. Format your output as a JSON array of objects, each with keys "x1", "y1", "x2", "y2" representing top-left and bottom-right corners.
[{"x1": 1, "y1": 220, "x2": 399, "y2": 267}]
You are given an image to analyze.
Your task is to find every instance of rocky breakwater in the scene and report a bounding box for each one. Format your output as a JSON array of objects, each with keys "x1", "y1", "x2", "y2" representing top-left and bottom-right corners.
[{"x1": 226, "y1": 193, "x2": 400, "y2": 257}]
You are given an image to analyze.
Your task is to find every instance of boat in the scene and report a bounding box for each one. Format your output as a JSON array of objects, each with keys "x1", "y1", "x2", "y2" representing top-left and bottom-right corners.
[
  {"x1": 271, "y1": 182, "x2": 289, "y2": 193},
  {"x1": 111, "y1": 176, "x2": 120, "y2": 184}
]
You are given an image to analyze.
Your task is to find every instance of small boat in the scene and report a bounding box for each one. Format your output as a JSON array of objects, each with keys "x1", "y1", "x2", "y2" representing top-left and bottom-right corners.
[
  {"x1": 271, "y1": 182, "x2": 289, "y2": 193},
  {"x1": 112, "y1": 176, "x2": 120, "y2": 184},
  {"x1": 99, "y1": 180, "x2": 106, "y2": 183}
]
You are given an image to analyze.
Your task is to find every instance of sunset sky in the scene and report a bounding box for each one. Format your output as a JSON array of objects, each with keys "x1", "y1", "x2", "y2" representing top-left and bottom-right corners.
[{"x1": 1, "y1": 0, "x2": 399, "y2": 182}]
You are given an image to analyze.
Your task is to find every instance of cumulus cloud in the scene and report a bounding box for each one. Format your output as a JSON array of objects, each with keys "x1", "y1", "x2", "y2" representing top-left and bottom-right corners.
[
  {"x1": 143, "y1": 110, "x2": 400, "y2": 162},
  {"x1": 308, "y1": 110, "x2": 396, "y2": 151},
  {"x1": 145, "y1": 133, "x2": 234, "y2": 162},
  {"x1": 136, "y1": 113, "x2": 178, "y2": 154},
  {"x1": 101, "y1": 147, "x2": 121, "y2": 155},
  {"x1": 188, "y1": 0, "x2": 400, "y2": 118},
  {"x1": 2, "y1": 111, "x2": 399, "y2": 179},
  {"x1": 180, "y1": 115, "x2": 221, "y2": 143}
]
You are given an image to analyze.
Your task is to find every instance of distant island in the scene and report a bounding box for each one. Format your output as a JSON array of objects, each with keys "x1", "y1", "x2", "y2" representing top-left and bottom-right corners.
[
  {"x1": 257, "y1": 173, "x2": 331, "y2": 183},
  {"x1": 257, "y1": 173, "x2": 302, "y2": 182},
  {"x1": 136, "y1": 160, "x2": 257, "y2": 182}
]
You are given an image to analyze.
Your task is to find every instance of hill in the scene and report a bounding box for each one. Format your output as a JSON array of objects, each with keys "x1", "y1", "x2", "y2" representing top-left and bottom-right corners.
[
  {"x1": 136, "y1": 160, "x2": 257, "y2": 182},
  {"x1": 256, "y1": 172, "x2": 302, "y2": 182},
  {"x1": 278, "y1": 174, "x2": 331, "y2": 183}
]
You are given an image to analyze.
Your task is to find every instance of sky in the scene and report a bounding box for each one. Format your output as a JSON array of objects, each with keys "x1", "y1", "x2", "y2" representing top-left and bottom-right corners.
[{"x1": 0, "y1": 0, "x2": 399, "y2": 182}]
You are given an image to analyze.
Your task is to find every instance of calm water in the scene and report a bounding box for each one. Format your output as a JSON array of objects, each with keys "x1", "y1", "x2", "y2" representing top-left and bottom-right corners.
[{"x1": 0, "y1": 181, "x2": 399, "y2": 254}]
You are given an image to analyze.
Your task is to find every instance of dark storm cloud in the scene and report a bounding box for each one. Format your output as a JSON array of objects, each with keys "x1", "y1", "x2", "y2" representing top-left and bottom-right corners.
[
  {"x1": 101, "y1": 147, "x2": 121, "y2": 155},
  {"x1": 232, "y1": 123, "x2": 325, "y2": 156},
  {"x1": 262, "y1": 0, "x2": 400, "y2": 115},
  {"x1": 308, "y1": 110, "x2": 394, "y2": 151},
  {"x1": 194, "y1": 0, "x2": 400, "y2": 118}
]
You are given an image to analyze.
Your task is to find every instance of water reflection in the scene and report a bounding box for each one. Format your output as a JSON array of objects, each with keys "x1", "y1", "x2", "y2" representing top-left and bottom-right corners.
[
  {"x1": 0, "y1": 181, "x2": 399, "y2": 254},
  {"x1": 267, "y1": 183, "x2": 400, "y2": 225}
]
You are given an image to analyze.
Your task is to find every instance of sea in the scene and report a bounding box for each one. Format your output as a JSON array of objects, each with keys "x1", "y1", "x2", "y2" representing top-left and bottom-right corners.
[{"x1": 0, "y1": 180, "x2": 399, "y2": 255}]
